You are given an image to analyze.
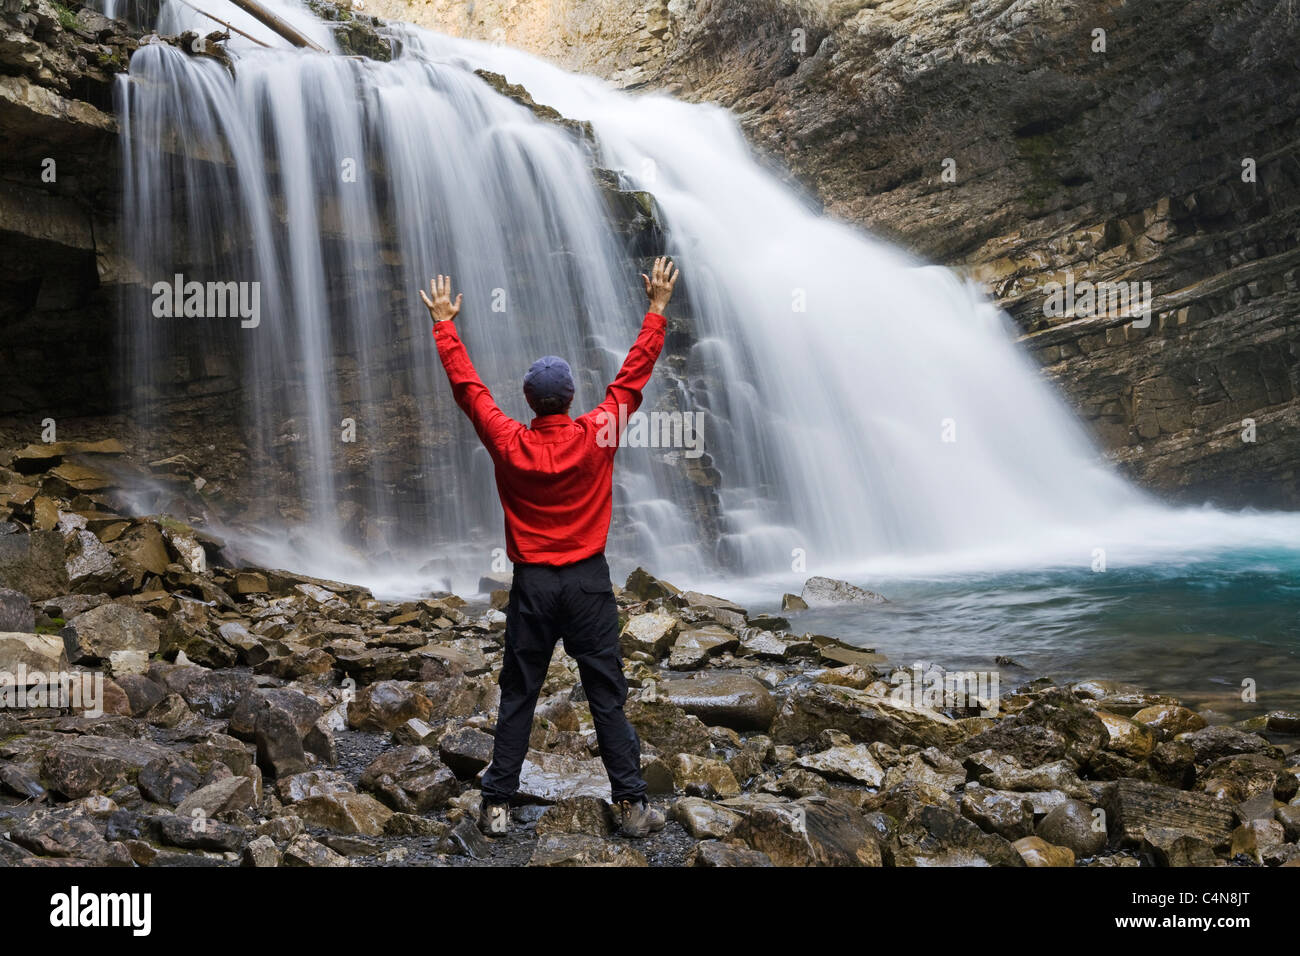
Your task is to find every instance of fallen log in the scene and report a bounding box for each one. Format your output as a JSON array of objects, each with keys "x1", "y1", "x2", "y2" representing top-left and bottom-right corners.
[{"x1": 221, "y1": 0, "x2": 329, "y2": 52}]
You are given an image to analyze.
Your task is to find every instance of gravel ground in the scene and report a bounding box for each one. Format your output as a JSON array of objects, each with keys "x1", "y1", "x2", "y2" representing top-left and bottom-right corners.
[{"x1": 315, "y1": 728, "x2": 692, "y2": 867}]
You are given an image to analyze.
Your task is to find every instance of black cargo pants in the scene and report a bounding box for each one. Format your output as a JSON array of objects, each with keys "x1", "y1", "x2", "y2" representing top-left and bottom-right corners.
[{"x1": 479, "y1": 552, "x2": 647, "y2": 805}]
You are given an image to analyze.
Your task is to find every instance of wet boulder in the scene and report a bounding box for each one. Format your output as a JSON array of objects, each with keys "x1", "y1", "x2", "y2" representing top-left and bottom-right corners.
[
  {"x1": 1014, "y1": 835, "x2": 1075, "y2": 867},
  {"x1": 770, "y1": 682, "x2": 960, "y2": 749},
  {"x1": 655, "y1": 673, "x2": 776, "y2": 731},
  {"x1": 437, "y1": 725, "x2": 495, "y2": 778},
  {"x1": 255, "y1": 705, "x2": 309, "y2": 779},
  {"x1": 359, "y1": 745, "x2": 459, "y2": 813},
  {"x1": 347, "y1": 680, "x2": 432, "y2": 732},
  {"x1": 175, "y1": 775, "x2": 256, "y2": 818},
  {"x1": 672, "y1": 753, "x2": 741, "y2": 799},
  {"x1": 623, "y1": 567, "x2": 681, "y2": 601},
  {"x1": 136, "y1": 754, "x2": 203, "y2": 806},
  {"x1": 178, "y1": 669, "x2": 258, "y2": 719},
  {"x1": 283, "y1": 834, "x2": 351, "y2": 867},
  {"x1": 794, "y1": 743, "x2": 886, "y2": 787},
  {"x1": 1031, "y1": 797, "x2": 1106, "y2": 856},
  {"x1": 10, "y1": 808, "x2": 133, "y2": 865},
  {"x1": 277, "y1": 769, "x2": 355, "y2": 804},
  {"x1": 1177, "y1": 725, "x2": 1281, "y2": 765},
  {"x1": 1105, "y1": 778, "x2": 1235, "y2": 850},
  {"x1": 955, "y1": 688, "x2": 1107, "y2": 769},
  {"x1": 894, "y1": 805, "x2": 1025, "y2": 867},
  {"x1": 230, "y1": 687, "x2": 324, "y2": 740},
  {"x1": 672, "y1": 797, "x2": 744, "y2": 839},
  {"x1": 527, "y1": 834, "x2": 648, "y2": 867},
  {"x1": 516, "y1": 750, "x2": 612, "y2": 803},
  {"x1": 1131, "y1": 703, "x2": 1207, "y2": 740},
  {"x1": 292, "y1": 792, "x2": 393, "y2": 836},
  {"x1": 958, "y1": 785, "x2": 1035, "y2": 840},
  {"x1": 666, "y1": 625, "x2": 737, "y2": 670},
  {"x1": 685, "y1": 840, "x2": 774, "y2": 867},
  {"x1": 736, "y1": 797, "x2": 882, "y2": 866},
  {"x1": 799, "y1": 576, "x2": 887, "y2": 607}
]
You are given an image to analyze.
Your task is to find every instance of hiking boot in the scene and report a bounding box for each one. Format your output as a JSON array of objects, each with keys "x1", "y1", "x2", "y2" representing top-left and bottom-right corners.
[
  {"x1": 477, "y1": 799, "x2": 510, "y2": 837},
  {"x1": 617, "y1": 798, "x2": 665, "y2": 839}
]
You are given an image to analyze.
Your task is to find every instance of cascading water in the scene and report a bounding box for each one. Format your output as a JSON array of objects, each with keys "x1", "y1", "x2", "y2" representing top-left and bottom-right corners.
[{"x1": 109, "y1": 0, "x2": 1300, "y2": 650}]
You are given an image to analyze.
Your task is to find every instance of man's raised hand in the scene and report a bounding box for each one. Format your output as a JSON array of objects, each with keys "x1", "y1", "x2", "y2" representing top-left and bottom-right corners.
[
  {"x1": 420, "y1": 274, "x2": 463, "y2": 324},
  {"x1": 642, "y1": 256, "x2": 679, "y2": 316}
]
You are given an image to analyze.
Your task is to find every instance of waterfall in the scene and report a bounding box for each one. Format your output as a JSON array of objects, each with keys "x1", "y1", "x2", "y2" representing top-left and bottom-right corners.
[{"x1": 110, "y1": 1, "x2": 1297, "y2": 597}]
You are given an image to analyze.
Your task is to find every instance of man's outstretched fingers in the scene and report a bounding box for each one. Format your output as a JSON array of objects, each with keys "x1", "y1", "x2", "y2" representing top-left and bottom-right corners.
[{"x1": 422, "y1": 273, "x2": 462, "y2": 323}]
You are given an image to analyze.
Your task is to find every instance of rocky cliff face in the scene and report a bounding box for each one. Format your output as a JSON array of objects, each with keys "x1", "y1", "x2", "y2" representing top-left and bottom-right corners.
[
  {"x1": 395, "y1": 0, "x2": 1300, "y2": 508},
  {"x1": 0, "y1": 0, "x2": 137, "y2": 426}
]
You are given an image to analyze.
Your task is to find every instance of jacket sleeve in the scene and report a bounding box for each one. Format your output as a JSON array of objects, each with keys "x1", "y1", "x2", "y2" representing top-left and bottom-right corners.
[
  {"x1": 432, "y1": 320, "x2": 521, "y2": 456},
  {"x1": 580, "y1": 311, "x2": 667, "y2": 449}
]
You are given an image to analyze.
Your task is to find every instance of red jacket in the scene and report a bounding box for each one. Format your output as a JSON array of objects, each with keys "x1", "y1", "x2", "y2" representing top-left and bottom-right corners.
[{"x1": 433, "y1": 311, "x2": 667, "y2": 565}]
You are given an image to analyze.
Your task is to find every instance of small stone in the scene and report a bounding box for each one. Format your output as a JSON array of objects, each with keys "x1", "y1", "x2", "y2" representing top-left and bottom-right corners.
[
  {"x1": 672, "y1": 753, "x2": 741, "y2": 798},
  {"x1": 282, "y1": 834, "x2": 350, "y2": 867},
  {"x1": 672, "y1": 797, "x2": 743, "y2": 839},
  {"x1": 959, "y1": 785, "x2": 1034, "y2": 840},
  {"x1": 535, "y1": 796, "x2": 614, "y2": 837},
  {"x1": 1228, "y1": 819, "x2": 1284, "y2": 863},
  {"x1": 255, "y1": 704, "x2": 309, "y2": 778},
  {"x1": 1132, "y1": 703, "x2": 1207, "y2": 739},
  {"x1": 1036, "y1": 798, "x2": 1107, "y2": 857},
  {"x1": 1014, "y1": 836, "x2": 1075, "y2": 867},
  {"x1": 1141, "y1": 827, "x2": 1219, "y2": 867},
  {"x1": 685, "y1": 840, "x2": 774, "y2": 866},
  {"x1": 242, "y1": 834, "x2": 280, "y2": 867},
  {"x1": 528, "y1": 834, "x2": 648, "y2": 867},
  {"x1": 795, "y1": 744, "x2": 886, "y2": 787},
  {"x1": 623, "y1": 567, "x2": 680, "y2": 601},
  {"x1": 292, "y1": 792, "x2": 393, "y2": 836},
  {"x1": 176, "y1": 776, "x2": 256, "y2": 818},
  {"x1": 619, "y1": 609, "x2": 679, "y2": 658},
  {"x1": 1096, "y1": 710, "x2": 1156, "y2": 759},
  {"x1": 780, "y1": 593, "x2": 808, "y2": 612}
]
